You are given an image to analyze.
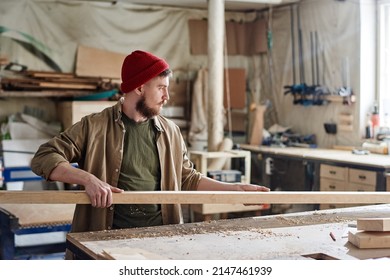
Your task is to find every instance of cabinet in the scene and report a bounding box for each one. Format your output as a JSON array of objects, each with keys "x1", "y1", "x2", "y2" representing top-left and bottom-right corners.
[
  {"x1": 319, "y1": 164, "x2": 376, "y2": 209},
  {"x1": 239, "y1": 145, "x2": 390, "y2": 214}
]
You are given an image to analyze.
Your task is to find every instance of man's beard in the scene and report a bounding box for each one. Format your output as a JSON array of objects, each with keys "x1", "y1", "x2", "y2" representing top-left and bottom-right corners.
[{"x1": 136, "y1": 95, "x2": 162, "y2": 119}]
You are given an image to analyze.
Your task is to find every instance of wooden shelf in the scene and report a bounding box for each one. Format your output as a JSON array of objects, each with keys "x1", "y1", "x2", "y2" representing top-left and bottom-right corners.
[
  {"x1": 189, "y1": 150, "x2": 251, "y2": 183},
  {"x1": 0, "y1": 90, "x2": 101, "y2": 98},
  {"x1": 188, "y1": 150, "x2": 268, "y2": 220},
  {"x1": 324, "y1": 95, "x2": 356, "y2": 103}
]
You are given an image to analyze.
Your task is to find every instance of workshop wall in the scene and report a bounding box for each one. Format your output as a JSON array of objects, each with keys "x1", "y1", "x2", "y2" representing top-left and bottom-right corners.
[
  {"x1": 260, "y1": 0, "x2": 375, "y2": 148},
  {"x1": 0, "y1": 0, "x2": 375, "y2": 148}
]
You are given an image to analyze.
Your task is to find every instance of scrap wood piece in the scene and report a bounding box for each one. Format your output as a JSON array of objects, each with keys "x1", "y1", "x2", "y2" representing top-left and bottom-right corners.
[
  {"x1": 348, "y1": 230, "x2": 390, "y2": 249},
  {"x1": 249, "y1": 104, "x2": 268, "y2": 146},
  {"x1": 37, "y1": 81, "x2": 98, "y2": 90},
  {"x1": 357, "y1": 218, "x2": 390, "y2": 232},
  {"x1": 76, "y1": 45, "x2": 126, "y2": 79},
  {"x1": 25, "y1": 70, "x2": 75, "y2": 79},
  {"x1": 1, "y1": 191, "x2": 390, "y2": 205}
]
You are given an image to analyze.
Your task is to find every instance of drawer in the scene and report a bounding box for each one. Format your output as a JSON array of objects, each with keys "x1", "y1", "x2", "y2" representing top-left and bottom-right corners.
[
  {"x1": 320, "y1": 178, "x2": 346, "y2": 191},
  {"x1": 320, "y1": 164, "x2": 347, "y2": 181},
  {"x1": 348, "y1": 168, "x2": 376, "y2": 186},
  {"x1": 345, "y1": 182, "x2": 375, "y2": 192}
]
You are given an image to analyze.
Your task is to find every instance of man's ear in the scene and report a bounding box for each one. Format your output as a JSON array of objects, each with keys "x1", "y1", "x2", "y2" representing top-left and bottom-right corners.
[{"x1": 135, "y1": 85, "x2": 144, "y2": 95}]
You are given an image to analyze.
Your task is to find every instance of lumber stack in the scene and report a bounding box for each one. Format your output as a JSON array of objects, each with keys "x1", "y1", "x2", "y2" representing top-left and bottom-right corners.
[
  {"x1": 0, "y1": 55, "x2": 8, "y2": 66},
  {"x1": 1, "y1": 69, "x2": 119, "y2": 92},
  {"x1": 348, "y1": 218, "x2": 390, "y2": 249}
]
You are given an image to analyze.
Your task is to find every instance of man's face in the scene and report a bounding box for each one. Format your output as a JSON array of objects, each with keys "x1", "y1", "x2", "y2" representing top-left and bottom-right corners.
[{"x1": 136, "y1": 76, "x2": 170, "y2": 119}]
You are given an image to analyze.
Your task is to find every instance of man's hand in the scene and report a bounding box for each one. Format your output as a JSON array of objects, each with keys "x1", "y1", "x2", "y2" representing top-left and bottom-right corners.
[
  {"x1": 49, "y1": 162, "x2": 123, "y2": 208},
  {"x1": 236, "y1": 183, "x2": 270, "y2": 192},
  {"x1": 235, "y1": 183, "x2": 270, "y2": 206},
  {"x1": 84, "y1": 177, "x2": 124, "y2": 208}
]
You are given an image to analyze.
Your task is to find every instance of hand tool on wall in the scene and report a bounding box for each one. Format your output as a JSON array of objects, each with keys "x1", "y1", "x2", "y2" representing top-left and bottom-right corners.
[{"x1": 284, "y1": 4, "x2": 327, "y2": 106}]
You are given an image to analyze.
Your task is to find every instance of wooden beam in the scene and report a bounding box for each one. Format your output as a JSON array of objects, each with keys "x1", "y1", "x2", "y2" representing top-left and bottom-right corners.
[
  {"x1": 1, "y1": 191, "x2": 390, "y2": 204},
  {"x1": 357, "y1": 218, "x2": 390, "y2": 231},
  {"x1": 348, "y1": 231, "x2": 390, "y2": 249}
]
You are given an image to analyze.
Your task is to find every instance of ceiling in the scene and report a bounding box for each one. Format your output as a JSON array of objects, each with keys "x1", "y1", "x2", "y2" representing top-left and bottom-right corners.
[{"x1": 93, "y1": 0, "x2": 300, "y2": 12}]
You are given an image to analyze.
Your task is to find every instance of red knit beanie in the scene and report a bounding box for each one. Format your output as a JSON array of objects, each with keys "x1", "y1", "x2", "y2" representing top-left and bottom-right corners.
[{"x1": 120, "y1": 50, "x2": 169, "y2": 93}]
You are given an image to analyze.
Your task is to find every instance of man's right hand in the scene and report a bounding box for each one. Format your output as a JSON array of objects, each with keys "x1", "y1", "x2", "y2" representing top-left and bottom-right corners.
[
  {"x1": 84, "y1": 176, "x2": 124, "y2": 208},
  {"x1": 49, "y1": 162, "x2": 123, "y2": 208}
]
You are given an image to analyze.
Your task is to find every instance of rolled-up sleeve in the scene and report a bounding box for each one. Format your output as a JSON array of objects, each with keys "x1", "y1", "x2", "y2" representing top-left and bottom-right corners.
[{"x1": 31, "y1": 121, "x2": 86, "y2": 180}]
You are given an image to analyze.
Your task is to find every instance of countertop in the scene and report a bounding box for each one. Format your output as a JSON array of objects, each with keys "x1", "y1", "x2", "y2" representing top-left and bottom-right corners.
[{"x1": 240, "y1": 144, "x2": 390, "y2": 169}]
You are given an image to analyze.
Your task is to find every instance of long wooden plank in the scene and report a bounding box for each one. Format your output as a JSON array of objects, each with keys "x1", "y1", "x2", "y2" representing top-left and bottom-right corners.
[{"x1": 1, "y1": 191, "x2": 390, "y2": 204}]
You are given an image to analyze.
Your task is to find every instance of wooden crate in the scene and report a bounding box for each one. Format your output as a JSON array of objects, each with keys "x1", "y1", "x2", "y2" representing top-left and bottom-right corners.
[{"x1": 57, "y1": 101, "x2": 116, "y2": 129}]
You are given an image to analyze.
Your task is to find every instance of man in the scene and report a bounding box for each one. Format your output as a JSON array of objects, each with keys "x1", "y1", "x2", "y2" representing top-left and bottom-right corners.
[{"x1": 31, "y1": 50, "x2": 269, "y2": 240}]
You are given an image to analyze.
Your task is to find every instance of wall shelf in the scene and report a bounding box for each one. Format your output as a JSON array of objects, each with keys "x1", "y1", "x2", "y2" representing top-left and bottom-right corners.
[{"x1": 0, "y1": 90, "x2": 102, "y2": 98}]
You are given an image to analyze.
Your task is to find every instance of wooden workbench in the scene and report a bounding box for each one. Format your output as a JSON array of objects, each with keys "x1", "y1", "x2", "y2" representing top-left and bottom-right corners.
[
  {"x1": 0, "y1": 204, "x2": 75, "y2": 259},
  {"x1": 240, "y1": 145, "x2": 390, "y2": 203},
  {"x1": 66, "y1": 204, "x2": 390, "y2": 260}
]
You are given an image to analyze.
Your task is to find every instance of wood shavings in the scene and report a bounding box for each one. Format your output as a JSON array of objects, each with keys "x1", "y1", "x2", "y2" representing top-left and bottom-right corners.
[{"x1": 274, "y1": 214, "x2": 354, "y2": 226}]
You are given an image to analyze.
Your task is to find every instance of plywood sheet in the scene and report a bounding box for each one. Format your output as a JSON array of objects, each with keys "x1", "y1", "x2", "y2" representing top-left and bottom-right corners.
[
  {"x1": 188, "y1": 19, "x2": 267, "y2": 55},
  {"x1": 76, "y1": 45, "x2": 126, "y2": 79},
  {"x1": 224, "y1": 68, "x2": 246, "y2": 109},
  {"x1": 357, "y1": 218, "x2": 390, "y2": 231}
]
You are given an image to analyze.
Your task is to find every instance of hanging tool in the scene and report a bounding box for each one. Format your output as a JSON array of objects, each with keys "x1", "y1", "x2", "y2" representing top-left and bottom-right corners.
[
  {"x1": 284, "y1": 3, "x2": 312, "y2": 105},
  {"x1": 284, "y1": 4, "x2": 327, "y2": 106}
]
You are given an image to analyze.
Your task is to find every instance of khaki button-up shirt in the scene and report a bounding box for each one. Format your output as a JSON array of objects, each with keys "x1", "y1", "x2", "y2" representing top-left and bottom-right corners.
[{"x1": 31, "y1": 101, "x2": 202, "y2": 233}]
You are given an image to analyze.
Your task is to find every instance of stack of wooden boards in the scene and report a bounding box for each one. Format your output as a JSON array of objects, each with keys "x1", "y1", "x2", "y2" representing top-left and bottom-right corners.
[
  {"x1": 1, "y1": 69, "x2": 119, "y2": 92},
  {"x1": 0, "y1": 45, "x2": 124, "y2": 94},
  {"x1": 348, "y1": 218, "x2": 390, "y2": 249}
]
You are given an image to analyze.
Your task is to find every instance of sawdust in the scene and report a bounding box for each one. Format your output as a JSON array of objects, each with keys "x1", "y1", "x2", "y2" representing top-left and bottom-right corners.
[
  {"x1": 84, "y1": 211, "x2": 354, "y2": 241},
  {"x1": 274, "y1": 213, "x2": 354, "y2": 226}
]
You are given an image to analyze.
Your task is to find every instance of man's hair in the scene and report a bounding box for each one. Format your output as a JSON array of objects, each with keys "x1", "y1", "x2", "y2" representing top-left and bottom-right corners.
[{"x1": 159, "y1": 69, "x2": 173, "y2": 78}]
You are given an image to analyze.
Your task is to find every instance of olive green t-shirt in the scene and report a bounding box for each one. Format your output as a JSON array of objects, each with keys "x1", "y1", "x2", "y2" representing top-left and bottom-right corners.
[{"x1": 113, "y1": 115, "x2": 162, "y2": 228}]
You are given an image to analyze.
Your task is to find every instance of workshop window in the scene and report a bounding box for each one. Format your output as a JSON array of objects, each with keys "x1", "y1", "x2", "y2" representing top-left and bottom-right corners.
[{"x1": 378, "y1": 0, "x2": 390, "y2": 124}]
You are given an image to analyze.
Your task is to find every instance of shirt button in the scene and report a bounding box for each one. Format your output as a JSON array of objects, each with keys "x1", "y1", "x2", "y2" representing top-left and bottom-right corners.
[
  {"x1": 115, "y1": 169, "x2": 119, "y2": 172},
  {"x1": 109, "y1": 206, "x2": 114, "y2": 210},
  {"x1": 122, "y1": 129, "x2": 126, "y2": 133}
]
